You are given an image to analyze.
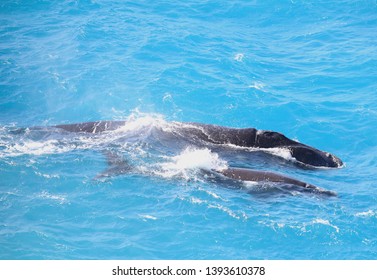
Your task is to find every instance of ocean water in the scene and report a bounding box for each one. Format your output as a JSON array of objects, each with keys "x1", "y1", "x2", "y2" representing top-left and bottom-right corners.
[{"x1": 1, "y1": 0, "x2": 377, "y2": 260}]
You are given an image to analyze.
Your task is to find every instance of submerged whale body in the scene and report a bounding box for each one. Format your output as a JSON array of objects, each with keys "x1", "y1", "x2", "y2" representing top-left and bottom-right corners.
[
  {"x1": 217, "y1": 168, "x2": 336, "y2": 197},
  {"x1": 99, "y1": 151, "x2": 336, "y2": 197},
  {"x1": 55, "y1": 120, "x2": 343, "y2": 169}
]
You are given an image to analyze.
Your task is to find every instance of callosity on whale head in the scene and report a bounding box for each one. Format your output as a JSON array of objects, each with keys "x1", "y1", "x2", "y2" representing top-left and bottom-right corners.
[{"x1": 289, "y1": 146, "x2": 343, "y2": 168}]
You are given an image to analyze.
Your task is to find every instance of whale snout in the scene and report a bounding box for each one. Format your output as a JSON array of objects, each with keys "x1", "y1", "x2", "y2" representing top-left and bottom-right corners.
[
  {"x1": 326, "y1": 153, "x2": 344, "y2": 168},
  {"x1": 290, "y1": 146, "x2": 343, "y2": 168}
]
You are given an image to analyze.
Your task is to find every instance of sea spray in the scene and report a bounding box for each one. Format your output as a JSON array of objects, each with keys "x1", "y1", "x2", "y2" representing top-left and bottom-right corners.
[{"x1": 154, "y1": 147, "x2": 228, "y2": 180}]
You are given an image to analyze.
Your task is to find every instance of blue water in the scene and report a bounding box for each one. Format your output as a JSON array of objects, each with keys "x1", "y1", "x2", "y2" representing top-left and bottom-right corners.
[{"x1": 1, "y1": 0, "x2": 377, "y2": 260}]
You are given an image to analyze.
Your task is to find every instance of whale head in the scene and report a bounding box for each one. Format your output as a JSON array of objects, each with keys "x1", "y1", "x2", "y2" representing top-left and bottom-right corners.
[{"x1": 290, "y1": 146, "x2": 343, "y2": 168}]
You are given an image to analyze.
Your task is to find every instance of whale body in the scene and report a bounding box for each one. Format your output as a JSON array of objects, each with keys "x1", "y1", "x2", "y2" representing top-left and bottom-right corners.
[
  {"x1": 55, "y1": 120, "x2": 343, "y2": 169},
  {"x1": 217, "y1": 168, "x2": 336, "y2": 196}
]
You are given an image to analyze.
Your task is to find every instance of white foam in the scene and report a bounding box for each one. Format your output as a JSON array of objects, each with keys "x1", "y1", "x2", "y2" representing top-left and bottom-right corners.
[
  {"x1": 35, "y1": 172, "x2": 60, "y2": 179},
  {"x1": 248, "y1": 81, "x2": 266, "y2": 90},
  {"x1": 200, "y1": 188, "x2": 223, "y2": 200},
  {"x1": 38, "y1": 191, "x2": 67, "y2": 204},
  {"x1": 162, "y1": 93, "x2": 173, "y2": 102},
  {"x1": 355, "y1": 210, "x2": 376, "y2": 218},
  {"x1": 208, "y1": 203, "x2": 241, "y2": 219},
  {"x1": 190, "y1": 197, "x2": 205, "y2": 204},
  {"x1": 172, "y1": 147, "x2": 228, "y2": 171},
  {"x1": 234, "y1": 53, "x2": 244, "y2": 62},
  {"x1": 2, "y1": 140, "x2": 75, "y2": 157},
  {"x1": 312, "y1": 218, "x2": 340, "y2": 233},
  {"x1": 155, "y1": 147, "x2": 228, "y2": 179},
  {"x1": 115, "y1": 114, "x2": 166, "y2": 133},
  {"x1": 139, "y1": 214, "x2": 158, "y2": 221},
  {"x1": 243, "y1": 181, "x2": 260, "y2": 188},
  {"x1": 104, "y1": 111, "x2": 183, "y2": 140},
  {"x1": 0, "y1": 113, "x2": 174, "y2": 158},
  {"x1": 189, "y1": 196, "x2": 243, "y2": 220}
]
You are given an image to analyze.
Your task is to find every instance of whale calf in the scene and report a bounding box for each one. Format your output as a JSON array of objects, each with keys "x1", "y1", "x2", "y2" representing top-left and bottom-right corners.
[
  {"x1": 99, "y1": 151, "x2": 337, "y2": 197},
  {"x1": 217, "y1": 167, "x2": 336, "y2": 196}
]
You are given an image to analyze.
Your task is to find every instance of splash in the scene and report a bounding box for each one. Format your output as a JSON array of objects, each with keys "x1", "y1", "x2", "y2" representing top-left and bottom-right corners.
[
  {"x1": 170, "y1": 147, "x2": 228, "y2": 171},
  {"x1": 114, "y1": 111, "x2": 170, "y2": 134},
  {"x1": 1, "y1": 139, "x2": 75, "y2": 157},
  {"x1": 155, "y1": 147, "x2": 228, "y2": 179},
  {"x1": 0, "y1": 112, "x2": 171, "y2": 158}
]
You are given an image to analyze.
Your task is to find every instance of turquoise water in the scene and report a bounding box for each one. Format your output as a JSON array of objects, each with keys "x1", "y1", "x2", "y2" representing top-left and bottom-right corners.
[{"x1": 1, "y1": 0, "x2": 377, "y2": 259}]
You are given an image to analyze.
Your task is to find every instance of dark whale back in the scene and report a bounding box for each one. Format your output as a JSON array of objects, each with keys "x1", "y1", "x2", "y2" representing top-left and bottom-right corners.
[
  {"x1": 53, "y1": 120, "x2": 343, "y2": 168},
  {"x1": 218, "y1": 168, "x2": 336, "y2": 197},
  {"x1": 188, "y1": 123, "x2": 343, "y2": 168},
  {"x1": 55, "y1": 121, "x2": 126, "y2": 134}
]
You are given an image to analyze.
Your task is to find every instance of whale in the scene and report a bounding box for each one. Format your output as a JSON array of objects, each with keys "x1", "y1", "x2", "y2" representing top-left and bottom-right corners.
[
  {"x1": 99, "y1": 151, "x2": 337, "y2": 197},
  {"x1": 54, "y1": 120, "x2": 343, "y2": 169},
  {"x1": 216, "y1": 167, "x2": 336, "y2": 196}
]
